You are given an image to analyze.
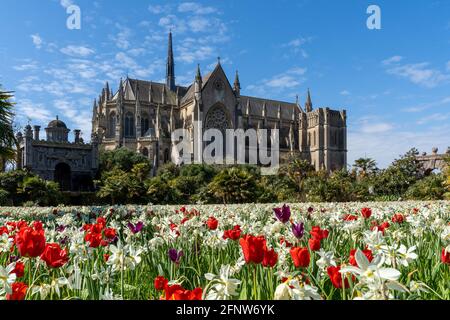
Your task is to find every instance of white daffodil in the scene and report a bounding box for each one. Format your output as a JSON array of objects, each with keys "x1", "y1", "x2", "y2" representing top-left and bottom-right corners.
[
  {"x1": 363, "y1": 229, "x2": 386, "y2": 253},
  {"x1": 100, "y1": 287, "x2": 123, "y2": 300},
  {"x1": 274, "y1": 279, "x2": 322, "y2": 300},
  {"x1": 396, "y1": 245, "x2": 418, "y2": 267},
  {"x1": 0, "y1": 233, "x2": 13, "y2": 253},
  {"x1": 340, "y1": 249, "x2": 401, "y2": 284},
  {"x1": 316, "y1": 249, "x2": 336, "y2": 270},
  {"x1": 107, "y1": 242, "x2": 142, "y2": 272},
  {"x1": 409, "y1": 281, "x2": 429, "y2": 294},
  {"x1": 0, "y1": 263, "x2": 16, "y2": 294},
  {"x1": 204, "y1": 265, "x2": 241, "y2": 300}
]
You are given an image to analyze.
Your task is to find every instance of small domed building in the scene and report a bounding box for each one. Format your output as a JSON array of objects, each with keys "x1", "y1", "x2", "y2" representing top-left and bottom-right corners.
[{"x1": 16, "y1": 116, "x2": 99, "y2": 191}]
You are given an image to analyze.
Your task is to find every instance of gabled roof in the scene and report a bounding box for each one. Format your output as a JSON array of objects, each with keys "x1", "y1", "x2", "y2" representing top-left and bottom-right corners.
[{"x1": 111, "y1": 78, "x2": 188, "y2": 105}]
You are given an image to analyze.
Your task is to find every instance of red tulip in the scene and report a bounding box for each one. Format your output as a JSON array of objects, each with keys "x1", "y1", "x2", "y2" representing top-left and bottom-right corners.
[
  {"x1": 15, "y1": 221, "x2": 46, "y2": 258},
  {"x1": 361, "y1": 207, "x2": 372, "y2": 219},
  {"x1": 164, "y1": 284, "x2": 202, "y2": 300},
  {"x1": 308, "y1": 237, "x2": 321, "y2": 251},
  {"x1": 104, "y1": 228, "x2": 117, "y2": 240},
  {"x1": 441, "y1": 248, "x2": 450, "y2": 265},
  {"x1": 11, "y1": 261, "x2": 25, "y2": 278},
  {"x1": 154, "y1": 276, "x2": 169, "y2": 291},
  {"x1": 327, "y1": 266, "x2": 350, "y2": 289},
  {"x1": 262, "y1": 247, "x2": 278, "y2": 268},
  {"x1": 290, "y1": 247, "x2": 310, "y2": 268},
  {"x1": 392, "y1": 214, "x2": 405, "y2": 224},
  {"x1": 206, "y1": 217, "x2": 219, "y2": 230},
  {"x1": 223, "y1": 225, "x2": 241, "y2": 240},
  {"x1": 40, "y1": 243, "x2": 69, "y2": 268},
  {"x1": 310, "y1": 226, "x2": 329, "y2": 241},
  {"x1": 239, "y1": 235, "x2": 267, "y2": 264},
  {"x1": 6, "y1": 282, "x2": 28, "y2": 300}
]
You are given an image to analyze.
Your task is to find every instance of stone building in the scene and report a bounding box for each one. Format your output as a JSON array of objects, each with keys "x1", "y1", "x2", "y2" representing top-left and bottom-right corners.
[
  {"x1": 16, "y1": 117, "x2": 98, "y2": 191},
  {"x1": 91, "y1": 32, "x2": 347, "y2": 171}
]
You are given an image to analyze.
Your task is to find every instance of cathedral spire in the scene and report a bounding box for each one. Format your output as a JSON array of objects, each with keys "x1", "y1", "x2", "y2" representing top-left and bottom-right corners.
[
  {"x1": 305, "y1": 88, "x2": 313, "y2": 112},
  {"x1": 233, "y1": 70, "x2": 241, "y2": 94},
  {"x1": 166, "y1": 31, "x2": 176, "y2": 92}
]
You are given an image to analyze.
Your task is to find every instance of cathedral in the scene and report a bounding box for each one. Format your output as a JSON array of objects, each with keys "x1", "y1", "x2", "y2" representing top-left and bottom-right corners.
[{"x1": 91, "y1": 32, "x2": 347, "y2": 172}]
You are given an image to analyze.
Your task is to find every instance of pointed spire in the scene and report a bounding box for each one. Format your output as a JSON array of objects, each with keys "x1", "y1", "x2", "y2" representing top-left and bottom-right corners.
[
  {"x1": 305, "y1": 88, "x2": 313, "y2": 112},
  {"x1": 195, "y1": 64, "x2": 202, "y2": 82},
  {"x1": 105, "y1": 81, "x2": 110, "y2": 100},
  {"x1": 233, "y1": 70, "x2": 241, "y2": 92},
  {"x1": 166, "y1": 31, "x2": 176, "y2": 91}
]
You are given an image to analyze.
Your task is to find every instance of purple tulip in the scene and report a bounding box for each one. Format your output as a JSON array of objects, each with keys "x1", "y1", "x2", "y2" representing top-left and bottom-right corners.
[
  {"x1": 56, "y1": 225, "x2": 66, "y2": 232},
  {"x1": 273, "y1": 205, "x2": 291, "y2": 223},
  {"x1": 168, "y1": 249, "x2": 183, "y2": 264},
  {"x1": 308, "y1": 207, "x2": 314, "y2": 213},
  {"x1": 292, "y1": 222, "x2": 305, "y2": 239},
  {"x1": 128, "y1": 221, "x2": 144, "y2": 234}
]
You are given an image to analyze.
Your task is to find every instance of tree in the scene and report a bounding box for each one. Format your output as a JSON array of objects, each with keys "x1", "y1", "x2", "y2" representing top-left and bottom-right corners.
[
  {"x1": 405, "y1": 174, "x2": 445, "y2": 200},
  {"x1": 208, "y1": 167, "x2": 259, "y2": 204},
  {"x1": 353, "y1": 157, "x2": 378, "y2": 177},
  {"x1": 278, "y1": 157, "x2": 315, "y2": 200},
  {"x1": 0, "y1": 86, "x2": 16, "y2": 171},
  {"x1": 374, "y1": 148, "x2": 424, "y2": 198},
  {"x1": 19, "y1": 176, "x2": 62, "y2": 206},
  {"x1": 443, "y1": 155, "x2": 450, "y2": 200},
  {"x1": 99, "y1": 147, "x2": 150, "y2": 173}
]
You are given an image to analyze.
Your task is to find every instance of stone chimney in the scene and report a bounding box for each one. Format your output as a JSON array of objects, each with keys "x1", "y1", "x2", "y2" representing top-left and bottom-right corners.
[
  {"x1": 74, "y1": 130, "x2": 81, "y2": 143},
  {"x1": 33, "y1": 126, "x2": 41, "y2": 141}
]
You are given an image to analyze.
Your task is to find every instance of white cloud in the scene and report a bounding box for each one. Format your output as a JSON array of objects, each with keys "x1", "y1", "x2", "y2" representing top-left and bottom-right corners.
[
  {"x1": 110, "y1": 24, "x2": 131, "y2": 50},
  {"x1": 340, "y1": 90, "x2": 350, "y2": 96},
  {"x1": 360, "y1": 122, "x2": 394, "y2": 134},
  {"x1": 178, "y1": 2, "x2": 217, "y2": 15},
  {"x1": 382, "y1": 55, "x2": 403, "y2": 66},
  {"x1": 16, "y1": 99, "x2": 53, "y2": 123},
  {"x1": 348, "y1": 124, "x2": 450, "y2": 168},
  {"x1": 416, "y1": 113, "x2": 450, "y2": 125},
  {"x1": 31, "y1": 34, "x2": 43, "y2": 49},
  {"x1": 383, "y1": 57, "x2": 450, "y2": 88},
  {"x1": 60, "y1": 45, "x2": 95, "y2": 57},
  {"x1": 148, "y1": 4, "x2": 170, "y2": 14},
  {"x1": 13, "y1": 61, "x2": 38, "y2": 71}
]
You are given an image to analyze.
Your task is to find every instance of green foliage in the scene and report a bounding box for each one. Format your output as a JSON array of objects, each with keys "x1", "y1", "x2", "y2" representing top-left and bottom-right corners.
[
  {"x1": 0, "y1": 86, "x2": 16, "y2": 169},
  {"x1": 374, "y1": 148, "x2": 424, "y2": 198},
  {"x1": 99, "y1": 147, "x2": 150, "y2": 173},
  {"x1": 404, "y1": 174, "x2": 445, "y2": 200},
  {"x1": 0, "y1": 189, "x2": 11, "y2": 206},
  {"x1": 146, "y1": 176, "x2": 181, "y2": 204},
  {"x1": 96, "y1": 148, "x2": 152, "y2": 204},
  {"x1": 20, "y1": 176, "x2": 63, "y2": 206},
  {"x1": 442, "y1": 155, "x2": 450, "y2": 200},
  {"x1": 208, "y1": 167, "x2": 260, "y2": 204}
]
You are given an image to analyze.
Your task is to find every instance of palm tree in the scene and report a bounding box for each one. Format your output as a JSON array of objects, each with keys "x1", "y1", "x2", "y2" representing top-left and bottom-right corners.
[
  {"x1": 353, "y1": 157, "x2": 378, "y2": 177},
  {"x1": 0, "y1": 86, "x2": 16, "y2": 171}
]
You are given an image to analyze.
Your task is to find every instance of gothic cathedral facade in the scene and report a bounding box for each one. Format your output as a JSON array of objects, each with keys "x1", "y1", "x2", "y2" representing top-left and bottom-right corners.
[{"x1": 91, "y1": 33, "x2": 347, "y2": 172}]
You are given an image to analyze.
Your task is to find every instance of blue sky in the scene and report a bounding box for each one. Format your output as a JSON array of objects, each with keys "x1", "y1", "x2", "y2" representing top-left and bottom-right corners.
[{"x1": 0, "y1": 0, "x2": 449, "y2": 168}]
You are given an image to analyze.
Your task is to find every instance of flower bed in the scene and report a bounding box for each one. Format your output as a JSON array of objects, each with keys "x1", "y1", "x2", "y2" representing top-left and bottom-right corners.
[{"x1": 0, "y1": 201, "x2": 449, "y2": 300}]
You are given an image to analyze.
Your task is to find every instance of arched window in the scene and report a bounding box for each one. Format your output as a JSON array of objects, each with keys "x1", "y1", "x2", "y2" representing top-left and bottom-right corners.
[
  {"x1": 125, "y1": 112, "x2": 135, "y2": 137},
  {"x1": 313, "y1": 131, "x2": 316, "y2": 146},
  {"x1": 141, "y1": 113, "x2": 150, "y2": 137},
  {"x1": 109, "y1": 112, "x2": 116, "y2": 138},
  {"x1": 142, "y1": 147, "x2": 149, "y2": 158}
]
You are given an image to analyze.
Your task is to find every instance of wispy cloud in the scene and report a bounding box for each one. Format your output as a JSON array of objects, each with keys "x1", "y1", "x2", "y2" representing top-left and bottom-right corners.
[
  {"x1": 383, "y1": 57, "x2": 450, "y2": 88},
  {"x1": 382, "y1": 55, "x2": 403, "y2": 66},
  {"x1": 178, "y1": 2, "x2": 217, "y2": 15},
  {"x1": 31, "y1": 34, "x2": 43, "y2": 49},
  {"x1": 60, "y1": 45, "x2": 95, "y2": 57}
]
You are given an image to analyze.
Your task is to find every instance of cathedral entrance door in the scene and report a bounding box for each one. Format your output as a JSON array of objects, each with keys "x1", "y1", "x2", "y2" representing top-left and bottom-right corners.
[{"x1": 54, "y1": 163, "x2": 72, "y2": 191}]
